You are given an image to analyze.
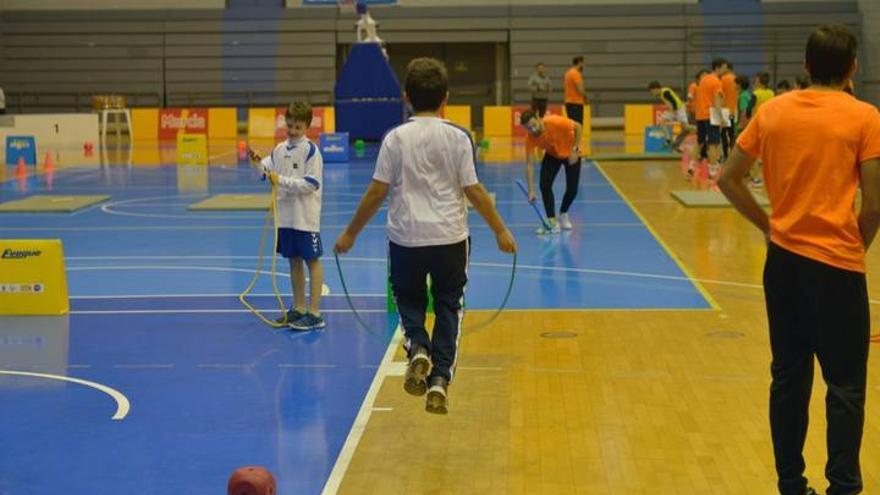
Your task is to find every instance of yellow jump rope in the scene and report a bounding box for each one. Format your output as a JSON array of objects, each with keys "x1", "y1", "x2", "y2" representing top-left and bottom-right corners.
[{"x1": 238, "y1": 158, "x2": 291, "y2": 328}]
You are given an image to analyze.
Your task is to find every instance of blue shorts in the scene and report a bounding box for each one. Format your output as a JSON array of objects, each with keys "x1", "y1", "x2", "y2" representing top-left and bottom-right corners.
[{"x1": 276, "y1": 228, "x2": 323, "y2": 261}]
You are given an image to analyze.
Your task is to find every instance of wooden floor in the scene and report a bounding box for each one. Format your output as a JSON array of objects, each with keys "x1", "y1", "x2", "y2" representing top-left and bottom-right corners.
[{"x1": 336, "y1": 157, "x2": 880, "y2": 495}]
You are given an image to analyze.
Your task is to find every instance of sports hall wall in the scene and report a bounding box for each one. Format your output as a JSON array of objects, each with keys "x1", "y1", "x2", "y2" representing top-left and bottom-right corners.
[{"x1": 0, "y1": 1, "x2": 871, "y2": 120}]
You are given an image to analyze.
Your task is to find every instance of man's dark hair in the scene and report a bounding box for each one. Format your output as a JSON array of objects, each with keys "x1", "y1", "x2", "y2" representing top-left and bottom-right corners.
[
  {"x1": 756, "y1": 71, "x2": 770, "y2": 86},
  {"x1": 711, "y1": 57, "x2": 729, "y2": 70},
  {"x1": 404, "y1": 57, "x2": 448, "y2": 112},
  {"x1": 535, "y1": 62, "x2": 544, "y2": 68},
  {"x1": 805, "y1": 24, "x2": 857, "y2": 86},
  {"x1": 285, "y1": 101, "x2": 313, "y2": 125},
  {"x1": 572, "y1": 56, "x2": 584, "y2": 66},
  {"x1": 695, "y1": 69, "x2": 709, "y2": 80},
  {"x1": 519, "y1": 109, "x2": 537, "y2": 126},
  {"x1": 735, "y1": 75, "x2": 750, "y2": 90},
  {"x1": 776, "y1": 79, "x2": 792, "y2": 92},
  {"x1": 647, "y1": 80, "x2": 662, "y2": 90},
  {"x1": 795, "y1": 74, "x2": 811, "y2": 89}
]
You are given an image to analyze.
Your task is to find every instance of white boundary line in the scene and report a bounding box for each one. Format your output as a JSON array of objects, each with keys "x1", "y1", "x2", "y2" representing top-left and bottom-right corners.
[
  {"x1": 320, "y1": 326, "x2": 402, "y2": 495},
  {"x1": 70, "y1": 293, "x2": 385, "y2": 299},
  {"x1": 0, "y1": 370, "x2": 130, "y2": 420},
  {"x1": 70, "y1": 309, "x2": 385, "y2": 315}
]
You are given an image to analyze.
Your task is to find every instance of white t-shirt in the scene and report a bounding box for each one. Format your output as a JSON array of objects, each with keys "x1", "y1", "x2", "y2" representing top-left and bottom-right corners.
[
  {"x1": 373, "y1": 116, "x2": 479, "y2": 247},
  {"x1": 260, "y1": 136, "x2": 323, "y2": 232}
]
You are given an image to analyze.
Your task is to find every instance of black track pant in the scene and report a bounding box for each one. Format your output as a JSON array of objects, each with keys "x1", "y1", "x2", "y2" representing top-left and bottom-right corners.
[
  {"x1": 540, "y1": 153, "x2": 581, "y2": 219},
  {"x1": 389, "y1": 239, "x2": 468, "y2": 382},
  {"x1": 764, "y1": 243, "x2": 869, "y2": 495}
]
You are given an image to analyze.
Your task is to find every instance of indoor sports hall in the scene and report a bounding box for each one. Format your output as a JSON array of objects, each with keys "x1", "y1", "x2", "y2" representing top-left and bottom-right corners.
[{"x1": 1, "y1": 1, "x2": 879, "y2": 494}]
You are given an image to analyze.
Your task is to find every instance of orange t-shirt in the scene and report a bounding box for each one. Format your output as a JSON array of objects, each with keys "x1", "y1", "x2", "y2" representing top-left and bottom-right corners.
[
  {"x1": 696, "y1": 73, "x2": 722, "y2": 121},
  {"x1": 737, "y1": 90, "x2": 880, "y2": 272},
  {"x1": 721, "y1": 72, "x2": 738, "y2": 114},
  {"x1": 526, "y1": 115, "x2": 576, "y2": 159},
  {"x1": 564, "y1": 67, "x2": 585, "y2": 104},
  {"x1": 686, "y1": 81, "x2": 699, "y2": 113}
]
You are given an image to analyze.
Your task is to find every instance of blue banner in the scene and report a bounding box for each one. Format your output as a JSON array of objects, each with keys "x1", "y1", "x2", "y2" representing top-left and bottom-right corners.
[
  {"x1": 320, "y1": 133, "x2": 350, "y2": 163},
  {"x1": 5, "y1": 136, "x2": 37, "y2": 166}
]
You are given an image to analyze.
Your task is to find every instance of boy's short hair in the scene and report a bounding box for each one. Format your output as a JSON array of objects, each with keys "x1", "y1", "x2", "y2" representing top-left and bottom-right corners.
[
  {"x1": 535, "y1": 62, "x2": 544, "y2": 68},
  {"x1": 735, "y1": 75, "x2": 750, "y2": 90},
  {"x1": 695, "y1": 69, "x2": 709, "y2": 80},
  {"x1": 647, "y1": 80, "x2": 662, "y2": 90},
  {"x1": 776, "y1": 79, "x2": 792, "y2": 92},
  {"x1": 711, "y1": 57, "x2": 729, "y2": 70},
  {"x1": 405, "y1": 57, "x2": 448, "y2": 113},
  {"x1": 519, "y1": 109, "x2": 537, "y2": 126},
  {"x1": 285, "y1": 102, "x2": 313, "y2": 125},
  {"x1": 572, "y1": 56, "x2": 584, "y2": 65},
  {"x1": 805, "y1": 24, "x2": 857, "y2": 86},
  {"x1": 756, "y1": 72, "x2": 771, "y2": 86}
]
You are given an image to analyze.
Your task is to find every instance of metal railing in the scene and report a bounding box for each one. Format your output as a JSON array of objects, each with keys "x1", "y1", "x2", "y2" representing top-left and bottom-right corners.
[
  {"x1": 165, "y1": 90, "x2": 334, "y2": 108},
  {"x1": 7, "y1": 92, "x2": 162, "y2": 114}
]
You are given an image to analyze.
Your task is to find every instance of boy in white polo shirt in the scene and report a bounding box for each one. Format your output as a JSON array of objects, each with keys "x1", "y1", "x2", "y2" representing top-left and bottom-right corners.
[
  {"x1": 248, "y1": 102, "x2": 325, "y2": 331},
  {"x1": 334, "y1": 57, "x2": 516, "y2": 414}
]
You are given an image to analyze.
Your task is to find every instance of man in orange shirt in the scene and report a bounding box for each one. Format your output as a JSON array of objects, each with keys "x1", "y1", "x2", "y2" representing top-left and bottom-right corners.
[
  {"x1": 520, "y1": 109, "x2": 583, "y2": 234},
  {"x1": 720, "y1": 63, "x2": 738, "y2": 160},
  {"x1": 687, "y1": 69, "x2": 708, "y2": 123},
  {"x1": 563, "y1": 56, "x2": 587, "y2": 126},
  {"x1": 719, "y1": 24, "x2": 880, "y2": 495},
  {"x1": 694, "y1": 58, "x2": 728, "y2": 175}
]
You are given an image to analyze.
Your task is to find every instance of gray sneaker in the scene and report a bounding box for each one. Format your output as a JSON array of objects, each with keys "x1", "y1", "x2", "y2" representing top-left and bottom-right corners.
[
  {"x1": 404, "y1": 346, "x2": 430, "y2": 396},
  {"x1": 425, "y1": 376, "x2": 449, "y2": 414},
  {"x1": 275, "y1": 309, "x2": 305, "y2": 326},
  {"x1": 289, "y1": 313, "x2": 326, "y2": 331}
]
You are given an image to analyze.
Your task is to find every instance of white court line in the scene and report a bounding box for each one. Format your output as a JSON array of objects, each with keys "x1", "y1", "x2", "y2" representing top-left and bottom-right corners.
[
  {"x1": 113, "y1": 364, "x2": 174, "y2": 369},
  {"x1": 277, "y1": 364, "x2": 337, "y2": 369},
  {"x1": 70, "y1": 309, "x2": 385, "y2": 315},
  {"x1": 0, "y1": 370, "x2": 130, "y2": 420},
  {"x1": 70, "y1": 293, "x2": 385, "y2": 299},
  {"x1": 2, "y1": 222, "x2": 641, "y2": 232},
  {"x1": 321, "y1": 327, "x2": 402, "y2": 495}
]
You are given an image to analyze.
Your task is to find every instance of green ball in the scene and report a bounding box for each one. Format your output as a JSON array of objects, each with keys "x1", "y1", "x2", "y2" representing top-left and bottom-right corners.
[
  {"x1": 354, "y1": 139, "x2": 365, "y2": 150},
  {"x1": 480, "y1": 138, "x2": 490, "y2": 150}
]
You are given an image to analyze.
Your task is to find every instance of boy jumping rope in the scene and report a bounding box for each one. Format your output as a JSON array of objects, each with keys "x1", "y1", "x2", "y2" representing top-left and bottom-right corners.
[
  {"x1": 648, "y1": 80, "x2": 691, "y2": 153},
  {"x1": 335, "y1": 58, "x2": 516, "y2": 414},
  {"x1": 248, "y1": 102, "x2": 326, "y2": 331}
]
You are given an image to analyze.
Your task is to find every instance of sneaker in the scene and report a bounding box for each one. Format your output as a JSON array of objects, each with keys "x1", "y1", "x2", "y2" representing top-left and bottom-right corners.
[
  {"x1": 404, "y1": 346, "x2": 430, "y2": 396},
  {"x1": 686, "y1": 160, "x2": 695, "y2": 177},
  {"x1": 749, "y1": 176, "x2": 764, "y2": 188},
  {"x1": 275, "y1": 309, "x2": 305, "y2": 326},
  {"x1": 289, "y1": 312, "x2": 326, "y2": 331},
  {"x1": 804, "y1": 488, "x2": 819, "y2": 495},
  {"x1": 535, "y1": 221, "x2": 561, "y2": 235},
  {"x1": 708, "y1": 163, "x2": 721, "y2": 177},
  {"x1": 425, "y1": 376, "x2": 449, "y2": 415},
  {"x1": 559, "y1": 213, "x2": 573, "y2": 230}
]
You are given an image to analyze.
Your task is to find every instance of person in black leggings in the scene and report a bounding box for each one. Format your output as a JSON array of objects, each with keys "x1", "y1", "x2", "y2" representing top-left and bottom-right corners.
[{"x1": 520, "y1": 109, "x2": 583, "y2": 234}]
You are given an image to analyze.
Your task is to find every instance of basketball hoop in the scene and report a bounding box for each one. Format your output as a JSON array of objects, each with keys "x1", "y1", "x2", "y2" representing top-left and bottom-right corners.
[{"x1": 338, "y1": 0, "x2": 356, "y2": 15}]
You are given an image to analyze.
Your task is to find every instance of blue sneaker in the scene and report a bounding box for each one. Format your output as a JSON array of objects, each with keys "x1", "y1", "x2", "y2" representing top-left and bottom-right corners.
[
  {"x1": 275, "y1": 309, "x2": 304, "y2": 326},
  {"x1": 289, "y1": 313, "x2": 326, "y2": 331}
]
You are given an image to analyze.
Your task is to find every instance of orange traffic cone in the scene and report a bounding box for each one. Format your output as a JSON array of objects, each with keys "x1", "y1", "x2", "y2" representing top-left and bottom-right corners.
[
  {"x1": 15, "y1": 156, "x2": 27, "y2": 192},
  {"x1": 44, "y1": 151, "x2": 55, "y2": 172},
  {"x1": 15, "y1": 156, "x2": 26, "y2": 177},
  {"x1": 44, "y1": 151, "x2": 55, "y2": 189}
]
